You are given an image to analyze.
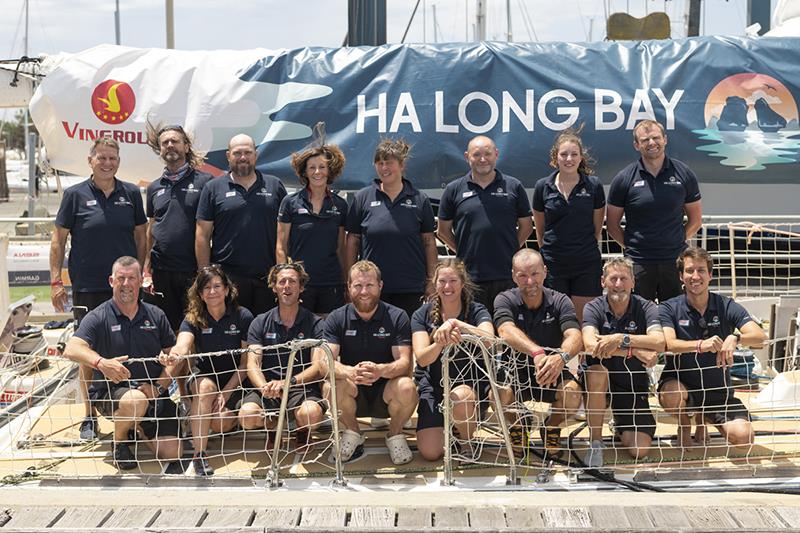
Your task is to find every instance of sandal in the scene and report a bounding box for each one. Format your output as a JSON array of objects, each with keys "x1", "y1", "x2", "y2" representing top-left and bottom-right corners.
[
  {"x1": 540, "y1": 425, "x2": 564, "y2": 460},
  {"x1": 385, "y1": 433, "x2": 413, "y2": 465}
]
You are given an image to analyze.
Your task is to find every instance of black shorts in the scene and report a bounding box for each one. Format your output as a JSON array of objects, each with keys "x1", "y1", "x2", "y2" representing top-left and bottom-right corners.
[
  {"x1": 355, "y1": 378, "x2": 390, "y2": 418},
  {"x1": 90, "y1": 385, "x2": 179, "y2": 439},
  {"x1": 241, "y1": 386, "x2": 327, "y2": 416},
  {"x1": 475, "y1": 279, "x2": 514, "y2": 316},
  {"x1": 516, "y1": 369, "x2": 581, "y2": 404},
  {"x1": 658, "y1": 378, "x2": 751, "y2": 425},
  {"x1": 186, "y1": 375, "x2": 245, "y2": 412},
  {"x1": 632, "y1": 261, "x2": 682, "y2": 303},
  {"x1": 545, "y1": 259, "x2": 602, "y2": 298},
  {"x1": 608, "y1": 390, "x2": 657, "y2": 438},
  {"x1": 301, "y1": 285, "x2": 345, "y2": 315},
  {"x1": 416, "y1": 377, "x2": 491, "y2": 430}
]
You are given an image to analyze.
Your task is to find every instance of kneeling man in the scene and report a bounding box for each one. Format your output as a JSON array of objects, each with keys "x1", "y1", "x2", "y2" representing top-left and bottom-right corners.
[
  {"x1": 316, "y1": 260, "x2": 417, "y2": 464},
  {"x1": 659, "y1": 247, "x2": 765, "y2": 449},
  {"x1": 581, "y1": 257, "x2": 665, "y2": 467}
]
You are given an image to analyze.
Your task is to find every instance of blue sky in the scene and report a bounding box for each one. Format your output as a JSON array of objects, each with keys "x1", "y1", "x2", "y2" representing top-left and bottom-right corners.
[{"x1": 1, "y1": 0, "x2": 772, "y2": 57}]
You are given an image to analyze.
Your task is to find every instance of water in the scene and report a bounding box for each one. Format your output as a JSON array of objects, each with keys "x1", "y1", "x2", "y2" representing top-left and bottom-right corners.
[{"x1": 692, "y1": 128, "x2": 800, "y2": 171}]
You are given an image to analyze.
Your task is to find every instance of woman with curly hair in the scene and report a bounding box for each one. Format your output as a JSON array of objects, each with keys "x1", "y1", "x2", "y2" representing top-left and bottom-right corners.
[
  {"x1": 170, "y1": 265, "x2": 253, "y2": 476},
  {"x1": 532, "y1": 129, "x2": 606, "y2": 322},
  {"x1": 277, "y1": 144, "x2": 348, "y2": 315},
  {"x1": 410, "y1": 259, "x2": 495, "y2": 461}
]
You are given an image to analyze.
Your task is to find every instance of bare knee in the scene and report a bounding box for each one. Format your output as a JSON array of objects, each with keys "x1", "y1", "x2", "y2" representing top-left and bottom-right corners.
[
  {"x1": 238, "y1": 402, "x2": 264, "y2": 430},
  {"x1": 658, "y1": 381, "x2": 687, "y2": 412},
  {"x1": 725, "y1": 421, "x2": 754, "y2": 446},
  {"x1": 416, "y1": 428, "x2": 444, "y2": 462}
]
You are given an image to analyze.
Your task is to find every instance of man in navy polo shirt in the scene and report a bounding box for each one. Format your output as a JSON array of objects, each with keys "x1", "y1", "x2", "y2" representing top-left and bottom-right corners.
[
  {"x1": 240, "y1": 262, "x2": 327, "y2": 449},
  {"x1": 607, "y1": 120, "x2": 702, "y2": 302},
  {"x1": 144, "y1": 124, "x2": 212, "y2": 330},
  {"x1": 316, "y1": 260, "x2": 417, "y2": 465},
  {"x1": 63, "y1": 256, "x2": 180, "y2": 471},
  {"x1": 581, "y1": 257, "x2": 665, "y2": 467},
  {"x1": 658, "y1": 246, "x2": 765, "y2": 450},
  {"x1": 494, "y1": 249, "x2": 583, "y2": 460},
  {"x1": 437, "y1": 136, "x2": 533, "y2": 315},
  {"x1": 50, "y1": 137, "x2": 147, "y2": 441},
  {"x1": 196, "y1": 133, "x2": 286, "y2": 315}
]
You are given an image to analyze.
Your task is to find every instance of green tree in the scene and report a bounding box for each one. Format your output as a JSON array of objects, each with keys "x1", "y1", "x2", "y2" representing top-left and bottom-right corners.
[{"x1": 0, "y1": 110, "x2": 38, "y2": 152}]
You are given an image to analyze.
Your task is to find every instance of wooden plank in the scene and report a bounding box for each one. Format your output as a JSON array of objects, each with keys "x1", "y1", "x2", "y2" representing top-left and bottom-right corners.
[
  {"x1": 202, "y1": 507, "x2": 255, "y2": 528},
  {"x1": 149, "y1": 507, "x2": 206, "y2": 528},
  {"x1": 648, "y1": 506, "x2": 690, "y2": 528},
  {"x1": 396, "y1": 506, "x2": 432, "y2": 527},
  {"x1": 102, "y1": 507, "x2": 159, "y2": 528},
  {"x1": 505, "y1": 507, "x2": 546, "y2": 529},
  {"x1": 468, "y1": 507, "x2": 506, "y2": 529},
  {"x1": 686, "y1": 507, "x2": 739, "y2": 530},
  {"x1": 6, "y1": 507, "x2": 64, "y2": 528},
  {"x1": 589, "y1": 506, "x2": 630, "y2": 528},
  {"x1": 52, "y1": 507, "x2": 113, "y2": 528},
  {"x1": 252, "y1": 507, "x2": 300, "y2": 528},
  {"x1": 349, "y1": 507, "x2": 395, "y2": 528},
  {"x1": 623, "y1": 506, "x2": 655, "y2": 529},
  {"x1": 433, "y1": 506, "x2": 469, "y2": 527},
  {"x1": 541, "y1": 507, "x2": 591, "y2": 529},
  {"x1": 775, "y1": 506, "x2": 800, "y2": 528},
  {"x1": 727, "y1": 507, "x2": 787, "y2": 529},
  {"x1": 299, "y1": 507, "x2": 347, "y2": 528}
]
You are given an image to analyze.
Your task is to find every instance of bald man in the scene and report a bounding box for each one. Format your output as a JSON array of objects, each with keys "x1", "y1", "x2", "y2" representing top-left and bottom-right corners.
[
  {"x1": 437, "y1": 136, "x2": 533, "y2": 315},
  {"x1": 196, "y1": 134, "x2": 287, "y2": 314}
]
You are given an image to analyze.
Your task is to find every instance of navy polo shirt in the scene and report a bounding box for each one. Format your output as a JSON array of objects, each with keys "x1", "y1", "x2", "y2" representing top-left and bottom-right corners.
[
  {"x1": 438, "y1": 170, "x2": 532, "y2": 282},
  {"x1": 345, "y1": 179, "x2": 435, "y2": 293},
  {"x1": 532, "y1": 171, "x2": 605, "y2": 265},
  {"x1": 196, "y1": 171, "x2": 287, "y2": 278},
  {"x1": 146, "y1": 168, "x2": 213, "y2": 272},
  {"x1": 278, "y1": 189, "x2": 347, "y2": 287},
  {"x1": 75, "y1": 299, "x2": 175, "y2": 393},
  {"x1": 582, "y1": 294, "x2": 660, "y2": 392},
  {"x1": 247, "y1": 306, "x2": 323, "y2": 381},
  {"x1": 55, "y1": 177, "x2": 147, "y2": 292},
  {"x1": 608, "y1": 157, "x2": 701, "y2": 263},
  {"x1": 659, "y1": 292, "x2": 752, "y2": 393},
  {"x1": 411, "y1": 301, "x2": 492, "y2": 392},
  {"x1": 323, "y1": 301, "x2": 411, "y2": 367},
  {"x1": 179, "y1": 304, "x2": 253, "y2": 387},
  {"x1": 493, "y1": 287, "x2": 579, "y2": 350}
]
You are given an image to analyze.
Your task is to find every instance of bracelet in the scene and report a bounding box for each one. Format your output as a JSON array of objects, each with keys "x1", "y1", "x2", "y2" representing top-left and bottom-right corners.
[
  {"x1": 92, "y1": 356, "x2": 102, "y2": 369},
  {"x1": 531, "y1": 349, "x2": 546, "y2": 361},
  {"x1": 696, "y1": 339, "x2": 703, "y2": 353},
  {"x1": 50, "y1": 279, "x2": 63, "y2": 287},
  {"x1": 626, "y1": 347, "x2": 633, "y2": 359}
]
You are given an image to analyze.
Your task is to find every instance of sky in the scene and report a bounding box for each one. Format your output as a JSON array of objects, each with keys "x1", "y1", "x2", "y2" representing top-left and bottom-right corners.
[{"x1": 0, "y1": 0, "x2": 775, "y2": 58}]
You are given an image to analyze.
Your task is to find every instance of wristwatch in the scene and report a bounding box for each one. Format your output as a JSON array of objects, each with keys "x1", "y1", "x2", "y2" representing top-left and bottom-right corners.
[
  {"x1": 154, "y1": 383, "x2": 166, "y2": 396},
  {"x1": 559, "y1": 351, "x2": 571, "y2": 364},
  {"x1": 620, "y1": 334, "x2": 631, "y2": 348},
  {"x1": 289, "y1": 376, "x2": 298, "y2": 386}
]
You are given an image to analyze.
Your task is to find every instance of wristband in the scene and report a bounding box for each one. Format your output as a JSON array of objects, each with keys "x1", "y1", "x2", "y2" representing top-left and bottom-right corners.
[
  {"x1": 626, "y1": 347, "x2": 633, "y2": 359},
  {"x1": 50, "y1": 279, "x2": 63, "y2": 287},
  {"x1": 92, "y1": 356, "x2": 103, "y2": 369},
  {"x1": 696, "y1": 339, "x2": 703, "y2": 353},
  {"x1": 733, "y1": 332, "x2": 741, "y2": 342},
  {"x1": 531, "y1": 349, "x2": 546, "y2": 362}
]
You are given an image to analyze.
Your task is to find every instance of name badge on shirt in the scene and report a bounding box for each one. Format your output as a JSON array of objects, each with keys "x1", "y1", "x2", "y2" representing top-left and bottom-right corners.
[
  {"x1": 633, "y1": 180, "x2": 645, "y2": 187},
  {"x1": 369, "y1": 201, "x2": 382, "y2": 207},
  {"x1": 111, "y1": 324, "x2": 121, "y2": 332},
  {"x1": 225, "y1": 191, "x2": 237, "y2": 198},
  {"x1": 265, "y1": 332, "x2": 277, "y2": 340},
  {"x1": 345, "y1": 329, "x2": 357, "y2": 336},
  {"x1": 86, "y1": 200, "x2": 97, "y2": 206},
  {"x1": 462, "y1": 191, "x2": 475, "y2": 198},
  {"x1": 201, "y1": 328, "x2": 213, "y2": 334},
  {"x1": 679, "y1": 319, "x2": 690, "y2": 326},
  {"x1": 156, "y1": 189, "x2": 167, "y2": 197},
  {"x1": 297, "y1": 208, "x2": 309, "y2": 214}
]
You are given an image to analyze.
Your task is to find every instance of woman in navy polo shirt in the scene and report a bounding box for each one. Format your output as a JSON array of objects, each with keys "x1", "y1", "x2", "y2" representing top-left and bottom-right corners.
[
  {"x1": 411, "y1": 259, "x2": 495, "y2": 461},
  {"x1": 345, "y1": 139, "x2": 438, "y2": 318},
  {"x1": 532, "y1": 130, "x2": 606, "y2": 322},
  {"x1": 277, "y1": 144, "x2": 348, "y2": 315},
  {"x1": 170, "y1": 265, "x2": 253, "y2": 476}
]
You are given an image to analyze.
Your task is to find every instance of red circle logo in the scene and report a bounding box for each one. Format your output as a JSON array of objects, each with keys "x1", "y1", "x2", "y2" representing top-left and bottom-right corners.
[{"x1": 90, "y1": 80, "x2": 136, "y2": 125}]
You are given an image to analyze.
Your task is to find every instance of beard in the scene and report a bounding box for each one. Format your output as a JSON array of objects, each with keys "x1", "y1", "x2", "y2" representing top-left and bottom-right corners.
[
  {"x1": 352, "y1": 294, "x2": 379, "y2": 313},
  {"x1": 231, "y1": 161, "x2": 254, "y2": 178},
  {"x1": 607, "y1": 291, "x2": 630, "y2": 305}
]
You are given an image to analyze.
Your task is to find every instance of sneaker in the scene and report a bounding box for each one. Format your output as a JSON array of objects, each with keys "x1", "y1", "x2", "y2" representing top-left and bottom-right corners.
[
  {"x1": 192, "y1": 451, "x2": 214, "y2": 476},
  {"x1": 583, "y1": 440, "x2": 604, "y2": 468},
  {"x1": 113, "y1": 442, "x2": 137, "y2": 471},
  {"x1": 79, "y1": 416, "x2": 97, "y2": 441},
  {"x1": 540, "y1": 426, "x2": 564, "y2": 460}
]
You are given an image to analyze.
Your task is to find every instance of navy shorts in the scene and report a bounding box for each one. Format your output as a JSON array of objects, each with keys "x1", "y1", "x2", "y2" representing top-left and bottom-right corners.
[
  {"x1": 242, "y1": 386, "x2": 327, "y2": 415},
  {"x1": 633, "y1": 261, "x2": 682, "y2": 303},
  {"x1": 544, "y1": 259, "x2": 602, "y2": 298},
  {"x1": 91, "y1": 385, "x2": 179, "y2": 439},
  {"x1": 355, "y1": 378, "x2": 390, "y2": 418},
  {"x1": 658, "y1": 376, "x2": 750, "y2": 426},
  {"x1": 416, "y1": 377, "x2": 491, "y2": 430}
]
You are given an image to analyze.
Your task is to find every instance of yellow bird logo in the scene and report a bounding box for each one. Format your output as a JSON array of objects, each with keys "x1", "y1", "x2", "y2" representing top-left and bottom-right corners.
[{"x1": 97, "y1": 82, "x2": 124, "y2": 113}]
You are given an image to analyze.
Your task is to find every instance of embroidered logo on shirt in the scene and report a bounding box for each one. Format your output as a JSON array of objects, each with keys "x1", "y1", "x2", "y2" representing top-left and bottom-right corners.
[
  {"x1": 575, "y1": 188, "x2": 591, "y2": 197},
  {"x1": 663, "y1": 176, "x2": 681, "y2": 186},
  {"x1": 297, "y1": 332, "x2": 305, "y2": 339},
  {"x1": 111, "y1": 324, "x2": 121, "y2": 332},
  {"x1": 373, "y1": 326, "x2": 391, "y2": 338},
  {"x1": 224, "y1": 324, "x2": 240, "y2": 335},
  {"x1": 709, "y1": 315, "x2": 720, "y2": 327},
  {"x1": 345, "y1": 329, "x2": 357, "y2": 336},
  {"x1": 113, "y1": 196, "x2": 132, "y2": 207},
  {"x1": 256, "y1": 187, "x2": 272, "y2": 197},
  {"x1": 626, "y1": 320, "x2": 638, "y2": 332},
  {"x1": 139, "y1": 319, "x2": 157, "y2": 331},
  {"x1": 541, "y1": 312, "x2": 555, "y2": 324},
  {"x1": 490, "y1": 186, "x2": 508, "y2": 197},
  {"x1": 401, "y1": 198, "x2": 417, "y2": 208}
]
